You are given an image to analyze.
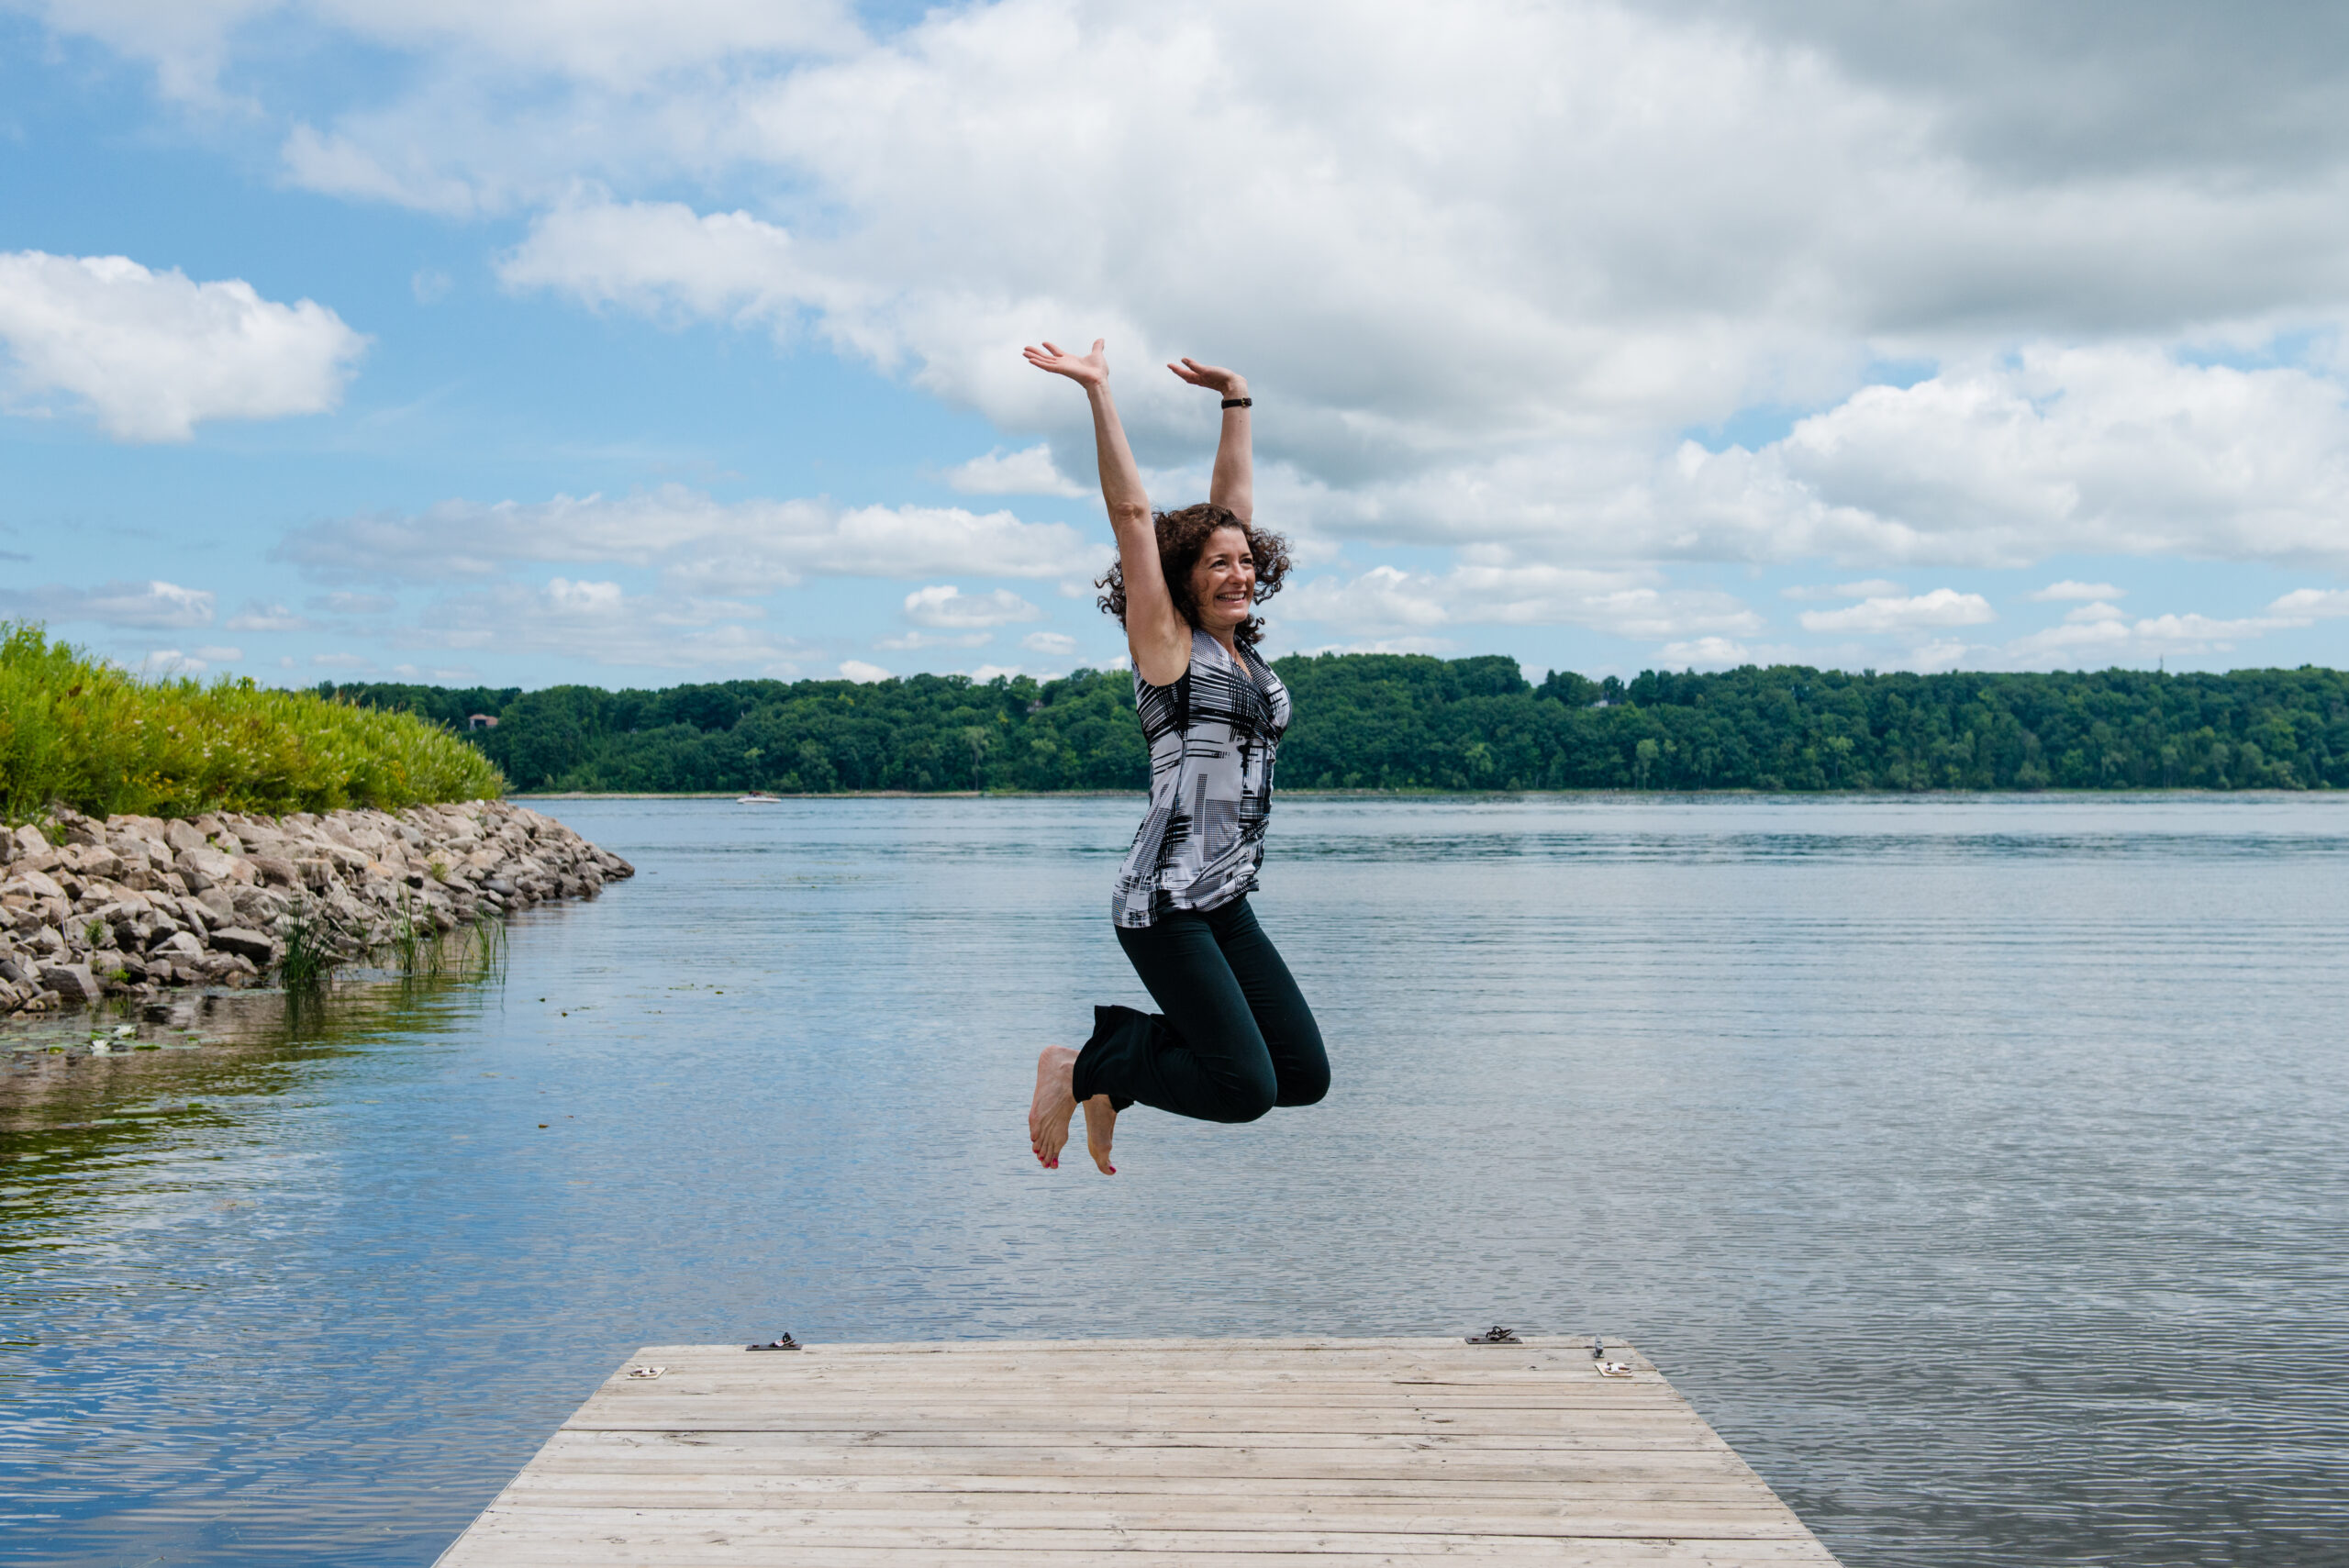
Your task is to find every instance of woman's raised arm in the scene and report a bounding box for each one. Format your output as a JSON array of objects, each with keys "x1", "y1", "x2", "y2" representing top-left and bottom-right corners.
[
  {"x1": 1022, "y1": 339, "x2": 1190, "y2": 684},
  {"x1": 1169, "y1": 357, "x2": 1251, "y2": 525}
]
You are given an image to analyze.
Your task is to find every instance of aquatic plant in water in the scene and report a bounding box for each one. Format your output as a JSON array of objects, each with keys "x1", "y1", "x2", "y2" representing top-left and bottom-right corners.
[{"x1": 276, "y1": 897, "x2": 336, "y2": 989}]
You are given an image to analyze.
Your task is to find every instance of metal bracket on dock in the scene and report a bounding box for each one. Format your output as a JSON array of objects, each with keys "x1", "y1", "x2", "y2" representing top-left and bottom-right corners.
[
  {"x1": 1464, "y1": 1325, "x2": 1521, "y2": 1344},
  {"x1": 746, "y1": 1333, "x2": 802, "y2": 1351}
]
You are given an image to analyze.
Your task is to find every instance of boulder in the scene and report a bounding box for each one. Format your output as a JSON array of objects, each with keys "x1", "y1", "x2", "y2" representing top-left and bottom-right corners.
[
  {"x1": 9, "y1": 869, "x2": 66, "y2": 902},
  {"x1": 174, "y1": 846, "x2": 246, "y2": 891},
  {"x1": 64, "y1": 845, "x2": 126, "y2": 880},
  {"x1": 151, "y1": 930, "x2": 206, "y2": 962},
  {"x1": 207, "y1": 927, "x2": 278, "y2": 962},
  {"x1": 165, "y1": 819, "x2": 209, "y2": 854},
  {"x1": 39, "y1": 962, "x2": 98, "y2": 1004}
]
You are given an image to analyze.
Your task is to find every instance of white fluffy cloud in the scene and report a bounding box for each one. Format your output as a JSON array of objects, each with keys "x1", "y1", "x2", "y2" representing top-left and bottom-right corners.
[
  {"x1": 1999, "y1": 610, "x2": 2303, "y2": 668},
  {"x1": 275, "y1": 484, "x2": 1097, "y2": 590},
  {"x1": 262, "y1": 488, "x2": 1093, "y2": 674},
  {"x1": 1280, "y1": 564, "x2": 1764, "y2": 641},
  {"x1": 1665, "y1": 350, "x2": 2349, "y2": 570},
  {"x1": 0, "y1": 251, "x2": 365, "y2": 441},
  {"x1": 2268, "y1": 587, "x2": 2349, "y2": 618},
  {"x1": 1798, "y1": 588, "x2": 1996, "y2": 635},
  {"x1": 0, "y1": 578, "x2": 217, "y2": 628},
  {"x1": 1784, "y1": 579, "x2": 1905, "y2": 602},
  {"x1": 497, "y1": 199, "x2": 848, "y2": 328},
  {"x1": 901, "y1": 584, "x2": 1042, "y2": 628},
  {"x1": 224, "y1": 601, "x2": 314, "y2": 632},
  {"x1": 20, "y1": 0, "x2": 859, "y2": 100},
  {"x1": 408, "y1": 576, "x2": 815, "y2": 672},
  {"x1": 875, "y1": 629, "x2": 990, "y2": 651},
  {"x1": 1656, "y1": 636, "x2": 1759, "y2": 669},
  {"x1": 943, "y1": 443, "x2": 1089, "y2": 497},
  {"x1": 2028, "y1": 579, "x2": 2127, "y2": 601}
]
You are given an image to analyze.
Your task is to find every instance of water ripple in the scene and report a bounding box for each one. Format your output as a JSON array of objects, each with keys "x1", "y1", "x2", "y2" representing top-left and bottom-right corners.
[{"x1": 4, "y1": 795, "x2": 2345, "y2": 1567}]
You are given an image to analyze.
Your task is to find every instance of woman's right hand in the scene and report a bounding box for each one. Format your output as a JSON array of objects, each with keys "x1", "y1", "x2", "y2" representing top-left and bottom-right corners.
[{"x1": 1022, "y1": 338, "x2": 1109, "y2": 388}]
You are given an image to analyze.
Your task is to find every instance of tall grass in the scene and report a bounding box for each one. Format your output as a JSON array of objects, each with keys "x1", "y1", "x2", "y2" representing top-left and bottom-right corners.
[
  {"x1": 0, "y1": 621, "x2": 507, "y2": 823},
  {"x1": 276, "y1": 896, "x2": 337, "y2": 989}
]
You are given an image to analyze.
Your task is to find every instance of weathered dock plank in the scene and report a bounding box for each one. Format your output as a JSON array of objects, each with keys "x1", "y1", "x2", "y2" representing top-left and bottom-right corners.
[{"x1": 436, "y1": 1337, "x2": 1838, "y2": 1566}]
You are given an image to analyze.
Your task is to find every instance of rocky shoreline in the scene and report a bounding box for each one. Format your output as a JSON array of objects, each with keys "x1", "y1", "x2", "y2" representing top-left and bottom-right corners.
[{"x1": 0, "y1": 800, "x2": 632, "y2": 1018}]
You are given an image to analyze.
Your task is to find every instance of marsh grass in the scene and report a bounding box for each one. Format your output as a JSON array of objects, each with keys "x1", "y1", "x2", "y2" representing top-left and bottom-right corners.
[
  {"x1": 276, "y1": 898, "x2": 337, "y2": 990},
  {"x1": 397, "y1": 916, "x2": 507, "y2": 984},
  {"x1": 280, "y1": 887, "x2": 507, "y2": 992},
  {"x1": 0, "y1": 621, "x2": 506, "y2": 824}
]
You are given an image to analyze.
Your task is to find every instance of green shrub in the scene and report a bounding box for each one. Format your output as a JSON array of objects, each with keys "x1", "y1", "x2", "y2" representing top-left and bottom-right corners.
[{"x1": 0, "y1": 621, "x2": 507, "y2": 823}]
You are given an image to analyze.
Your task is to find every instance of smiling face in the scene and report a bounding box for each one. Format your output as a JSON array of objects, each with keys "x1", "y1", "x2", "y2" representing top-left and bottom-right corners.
[{"x1": 1186, "y1": 525, "x2": 1257, "y2": 637}]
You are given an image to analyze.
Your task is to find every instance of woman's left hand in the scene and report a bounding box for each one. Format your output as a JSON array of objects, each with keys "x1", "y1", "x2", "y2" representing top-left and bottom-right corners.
[{"x1": 1168, "y1": 357, "x2": 1247, "y2": 398}]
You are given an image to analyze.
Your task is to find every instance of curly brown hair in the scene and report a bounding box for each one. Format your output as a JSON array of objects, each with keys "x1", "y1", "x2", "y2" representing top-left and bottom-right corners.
[{"x1": 1094, "y1": 503, "x2": 1291, "y2": 651}]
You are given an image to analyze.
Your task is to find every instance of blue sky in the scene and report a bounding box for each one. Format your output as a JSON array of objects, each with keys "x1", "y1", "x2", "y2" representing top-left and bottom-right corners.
[{"x1": 6, "y1": 0, "x2": 2349, "y2": 690}]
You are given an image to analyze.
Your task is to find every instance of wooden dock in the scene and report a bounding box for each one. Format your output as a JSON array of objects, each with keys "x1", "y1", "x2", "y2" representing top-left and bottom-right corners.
[{"x1": 436, "y1": 1335, "x2": 1840, "y2": 1565}]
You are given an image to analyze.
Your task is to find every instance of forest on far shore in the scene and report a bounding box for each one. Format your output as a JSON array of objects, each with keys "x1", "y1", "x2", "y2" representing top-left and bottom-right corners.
[{"x1": 323, "y1": 655, "x2": 2349, "y2": 795}]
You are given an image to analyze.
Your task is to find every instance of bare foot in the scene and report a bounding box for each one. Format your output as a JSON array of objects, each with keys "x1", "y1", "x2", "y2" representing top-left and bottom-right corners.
[
  {"x1": 1029, "y1": 1046, "x2": 1079, "y2": 1169},
  {"x1": 1083, "y1": 1095, "x2": 1118, "y2": 1173}
]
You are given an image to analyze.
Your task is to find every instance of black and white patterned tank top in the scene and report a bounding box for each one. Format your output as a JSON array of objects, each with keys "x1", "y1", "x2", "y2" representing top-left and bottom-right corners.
[{"x1": 1112, "y1": 628, "x2": 1292, "y2": 929}]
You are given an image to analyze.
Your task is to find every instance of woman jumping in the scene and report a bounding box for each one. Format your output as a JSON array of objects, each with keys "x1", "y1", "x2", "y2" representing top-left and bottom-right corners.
[{"x1": 1020, "y1": 339, "x2": 1330, "y2": 1173}]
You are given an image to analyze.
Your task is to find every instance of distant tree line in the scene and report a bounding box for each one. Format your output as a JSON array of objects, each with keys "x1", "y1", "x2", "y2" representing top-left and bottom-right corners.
[{"x1": 324, "y1": 655, "x2": 2349, "y2": 794}]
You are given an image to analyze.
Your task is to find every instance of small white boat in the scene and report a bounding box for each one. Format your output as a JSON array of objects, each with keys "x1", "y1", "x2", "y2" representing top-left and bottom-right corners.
[{"x1": 735, "y1": 793, "x2": 783, "y2": 804}]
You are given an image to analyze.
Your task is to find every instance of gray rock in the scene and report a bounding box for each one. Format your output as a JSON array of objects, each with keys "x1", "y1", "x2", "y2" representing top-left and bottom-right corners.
[
  {"x1": 39, "y1": 962, "x2": 98, "y2": 1004},
  {"x1": 174, "y1": 846, "x2": 245, "y2": 891},
  {"x1": 165, "y1": 819, "x2": 208, "y2": 854},
  {"x1": 9, "y1": 868, "x2": 65, "y2": 901},
  {"x1": 66, "y1": 846, "x2": 126, "y2": 880},
  {"x1": 207, "y1": 927, "x2": 277, "y2": 962},
  {"x1": 152, "y1": 930, "x2": 206, "y2": 961}
]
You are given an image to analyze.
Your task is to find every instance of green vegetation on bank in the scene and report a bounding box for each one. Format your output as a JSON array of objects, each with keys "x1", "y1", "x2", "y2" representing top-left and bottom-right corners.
[
  {"x1": 0, "y1": 622, "x2": 507, "y2": 823},
  {"x1": 331, "y1": 654, "x2": 2349, "y2": 793}
]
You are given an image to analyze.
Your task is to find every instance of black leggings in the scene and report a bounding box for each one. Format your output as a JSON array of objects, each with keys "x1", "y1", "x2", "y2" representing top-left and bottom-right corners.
[{"x1": 1072, "y1": 896, "x2": 1329, "y2": 1123}]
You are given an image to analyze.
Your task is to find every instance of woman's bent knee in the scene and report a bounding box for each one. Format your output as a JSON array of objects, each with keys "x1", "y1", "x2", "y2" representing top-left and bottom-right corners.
[
  {"x1": 1277, "y1": 1067, "x2": 1330, "y2": 1107},
  {"x1": 1218, "y1": 1069, "x2": 1279, "y2": 1123}
]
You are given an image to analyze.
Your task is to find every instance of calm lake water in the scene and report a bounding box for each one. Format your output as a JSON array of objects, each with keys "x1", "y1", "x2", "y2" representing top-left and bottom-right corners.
[{"x1": 5, "y1": 795, "x2": 2347, "y2": 1567}]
